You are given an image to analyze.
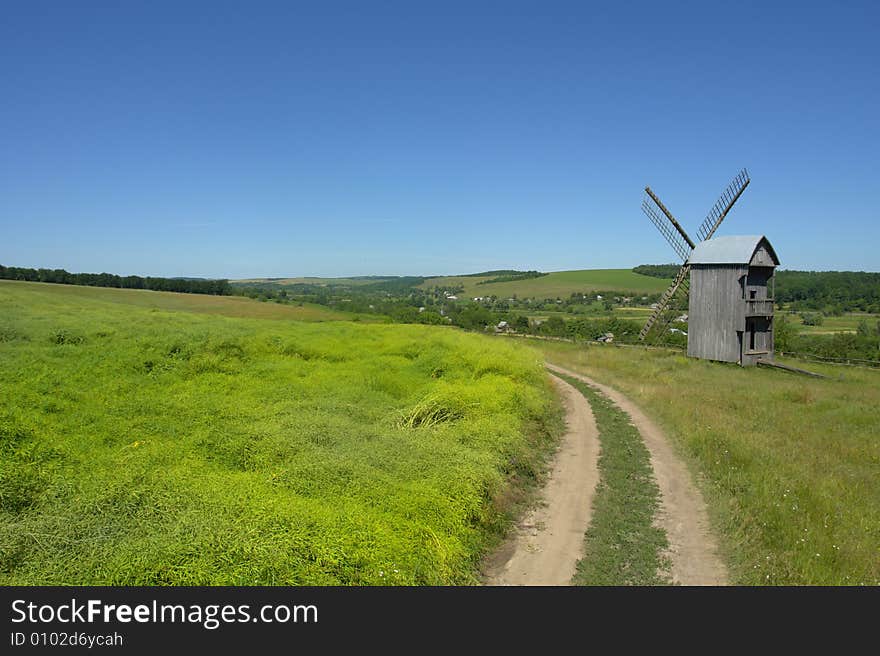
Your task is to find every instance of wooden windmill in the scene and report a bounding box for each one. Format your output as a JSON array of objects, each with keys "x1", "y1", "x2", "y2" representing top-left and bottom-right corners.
[{"x1": 639, "y1": 168, "x2": 751, "y2": 343}]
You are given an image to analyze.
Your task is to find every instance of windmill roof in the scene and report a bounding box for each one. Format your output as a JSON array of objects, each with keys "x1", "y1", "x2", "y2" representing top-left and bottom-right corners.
[{"x1": 688, "y1": 235, "x2": 779, "y2": 265}]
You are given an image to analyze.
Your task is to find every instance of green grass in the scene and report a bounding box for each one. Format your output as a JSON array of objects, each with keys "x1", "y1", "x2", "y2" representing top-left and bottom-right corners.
[
  {"x1": 781, "y1": 311, "x2": 880, "y2": 335},
  {"x1": 422, "y1": 269, "x2": 671, "y2": 298},
  {"x1": 0, "y1": 280, "x2": 357, "y2": 322},
  {"x1": 538, "y1": 342, "x2": 880, "y2": 585},
  {"x1": 0, "y1": 282, "x2": 561, "y2": 584},
  {"x1": 555, "y1": 374, "x2": 670, "y2": 585},
  {"x1": 527, "y1": 306, "x2": 654, "y2": 321},
  {"x1": 525, "y1": 306, "x2": 653, "y2": 324},
  {"x1": 612, "y1": 307, "x2": 654, "y2": 318}
]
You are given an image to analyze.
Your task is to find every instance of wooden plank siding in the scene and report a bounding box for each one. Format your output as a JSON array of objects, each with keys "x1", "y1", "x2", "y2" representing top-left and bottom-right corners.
[{"x1": 688, "y1": 264, "x2": 748, "y2": 363}]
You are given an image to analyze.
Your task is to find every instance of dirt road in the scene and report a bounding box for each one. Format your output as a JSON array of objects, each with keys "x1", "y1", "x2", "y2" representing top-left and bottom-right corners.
[
  {"x1": 482, "y1": 375, "x2": 600, "y2": 585},
  {"x1": 546, "y1": 363, "x2": 728, "y2": 585}
]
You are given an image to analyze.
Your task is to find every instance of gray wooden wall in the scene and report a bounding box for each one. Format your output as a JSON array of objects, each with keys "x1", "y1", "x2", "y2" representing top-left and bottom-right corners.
[{"x1": 688, "y1": 264, "x2": 747, "y2": 363}]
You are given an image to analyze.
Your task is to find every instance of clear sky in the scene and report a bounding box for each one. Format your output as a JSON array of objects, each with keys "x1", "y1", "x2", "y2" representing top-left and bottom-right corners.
[{"x1": 2, "y1": 1, "x2": 878, "y2": 278}]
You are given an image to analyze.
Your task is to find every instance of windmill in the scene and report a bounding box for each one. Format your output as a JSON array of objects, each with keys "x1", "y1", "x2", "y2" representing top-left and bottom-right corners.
[{"x1": 638, "y1": 168, "x2": 751, "y2": 343}]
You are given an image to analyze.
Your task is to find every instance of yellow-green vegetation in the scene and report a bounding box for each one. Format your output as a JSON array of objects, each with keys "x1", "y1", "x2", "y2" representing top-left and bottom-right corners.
[
  {"x1": 555, "y1": 374, "x2": 670, "y2": 585},
  {"x1": 0, "y1": 282, "x2": 560, "y2": 584},
  {"x1": 422, "y1": 269, "x2": 671, "y2": 298},
  {"x1": 0, "y1": 280, "x2": 355, "y2": 322},
  {"x1": 539, "y1": 342, "x2": 880, "y2": 585}
]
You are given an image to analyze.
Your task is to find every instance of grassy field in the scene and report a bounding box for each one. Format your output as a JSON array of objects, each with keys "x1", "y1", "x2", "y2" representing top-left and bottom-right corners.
[
  {"x1": 0, "y1": 282, "x2": 561, "y2": 584},
  {"x1": 422, "y1": 269, "x2": 671, "y2": 298},
  {"x1": 537, "y1": 342, "x2": 880, "y2": 585},
  {"x1": 235, "y1": 277, "x2": 398, "y2": 288},
  {"x1": 0, "y1": 281, "x2": 356, "y2": 322},
  {"x1": 780, "y1": 311, "x2": 880, "y2": 335},
  {"x1": 526, "y1": 307, "x2": 654, "y2": 322}
]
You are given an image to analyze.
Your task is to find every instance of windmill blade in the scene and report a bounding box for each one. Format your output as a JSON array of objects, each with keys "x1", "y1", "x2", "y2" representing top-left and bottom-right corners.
[
  {"x1": 642, "y1": 191, "x2": 694, "y2": 263},
  {"x1": 696, "y1": 168, "x2": 751, "y2": 242},
  {"x1": 646, "y1": 277, "x2": 691, "y2": 345},
  {"x1": 638, "y1": 264, "x2": 690, "y2": 341}
]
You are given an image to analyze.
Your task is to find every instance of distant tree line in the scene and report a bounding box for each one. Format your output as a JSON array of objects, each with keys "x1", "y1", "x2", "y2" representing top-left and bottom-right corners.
[
  {"x1": 0, "y1": 264, "x2": 231, "y2": 295},
  {"x1": 632, "y1": 264, "x2": 679, "y2": 279},
  {"x1": 458, "y1": 269, "x2": 530, "y2": 278},
  {"x1": 773, "y1": 271, "x2": 880, "y2": 313}
]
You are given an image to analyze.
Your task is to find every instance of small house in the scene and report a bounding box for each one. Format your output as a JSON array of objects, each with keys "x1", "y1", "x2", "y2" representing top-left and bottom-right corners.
[{"x1": 686, "y1": 235, "x2": 779, "y2": 366}]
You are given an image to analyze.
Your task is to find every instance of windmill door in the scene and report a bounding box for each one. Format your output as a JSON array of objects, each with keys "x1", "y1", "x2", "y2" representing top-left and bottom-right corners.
[{"x1": 746, "y1": 319, "x2": 756, "y2": 353}]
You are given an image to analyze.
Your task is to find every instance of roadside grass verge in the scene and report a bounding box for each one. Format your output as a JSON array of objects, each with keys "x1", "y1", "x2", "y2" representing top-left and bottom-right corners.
[
  {"x1": 540, "y1": 342, "x2": 880, "y2": 585},
  {"x1": 0, "y1": 282, "x2": 560, "y2": 585},
  {"x1": 554, "y1": 373, "x2": 670, "y2": 585}
]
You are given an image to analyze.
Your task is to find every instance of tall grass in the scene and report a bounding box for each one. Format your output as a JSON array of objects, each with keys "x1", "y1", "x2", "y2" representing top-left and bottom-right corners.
[
  {"x1": 539, "y1": 342, "x2": 880, "y2": 585},
  {"x1": 0, "y1": 282, "x2": 560, "y2": 584}
]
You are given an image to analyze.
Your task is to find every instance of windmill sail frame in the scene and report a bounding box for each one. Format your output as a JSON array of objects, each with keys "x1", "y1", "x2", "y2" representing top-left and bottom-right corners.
[
  {"x1": 639, "y1": 169, "x2": 751, "y2": 344},
  {"x1": 696, "y1": 169, "x2": 750, "y2": 242},
  {"x1": 642, "y1": 196, "x2": 692, "y2": 263},
  {"x1": 638, "y1": 263, "x2": 690, "y2": 341}
]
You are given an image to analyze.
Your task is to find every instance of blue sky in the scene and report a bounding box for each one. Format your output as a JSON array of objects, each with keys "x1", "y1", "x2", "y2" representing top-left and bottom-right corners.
[{"x1": 2, "y1": 1, "x2": 878, "y2": 278}]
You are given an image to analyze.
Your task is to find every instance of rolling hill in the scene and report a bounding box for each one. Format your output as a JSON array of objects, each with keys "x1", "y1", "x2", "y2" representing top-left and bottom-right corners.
[
  {"x1": 0, "y1": 280, "x2": 354, "y2": 322},
  {"x1": 420, "y1": 269, "x2": 672, "y2": 298},
  {"x1": 234, "y1": 276, "x2": 399, "y2": 288},
  {"x1": 237, "y1": 269, "x2": 673, "y2": 298}
]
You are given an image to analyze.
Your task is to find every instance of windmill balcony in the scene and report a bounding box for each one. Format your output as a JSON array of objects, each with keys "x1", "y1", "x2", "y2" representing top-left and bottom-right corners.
[{"x1": 744, "y1": 299, "x2": 775, "y2": 316}]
